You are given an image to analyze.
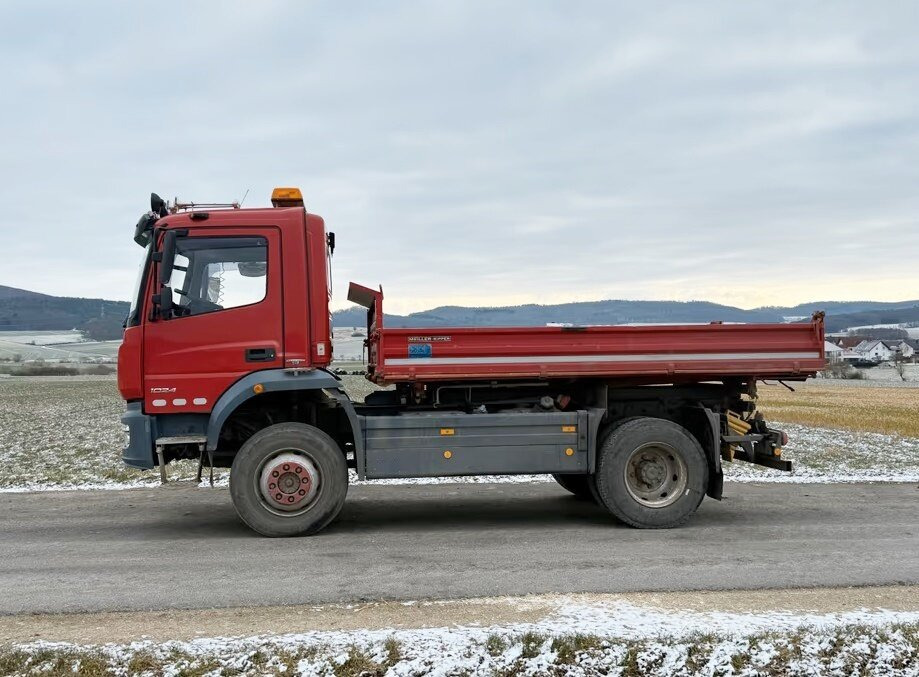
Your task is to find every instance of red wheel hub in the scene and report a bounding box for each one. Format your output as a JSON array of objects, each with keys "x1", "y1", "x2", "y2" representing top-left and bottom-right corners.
[{"x1": 259, "y1": 452, "x2": 320, "y2": 512}]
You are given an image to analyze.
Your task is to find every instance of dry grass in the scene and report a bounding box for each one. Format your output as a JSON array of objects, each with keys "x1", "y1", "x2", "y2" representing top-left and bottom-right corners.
[
  {"x1": 758, "y1": 383, "x2": 919, "y2": 438},
  {"x1": 3, "y1": 623, "x2": 917, "y2": 676}
]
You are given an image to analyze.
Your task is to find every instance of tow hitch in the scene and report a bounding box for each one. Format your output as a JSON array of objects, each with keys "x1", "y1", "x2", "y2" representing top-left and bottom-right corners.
[{"x1": 721, "y1": 411, "x2": 792, "y2": 472}]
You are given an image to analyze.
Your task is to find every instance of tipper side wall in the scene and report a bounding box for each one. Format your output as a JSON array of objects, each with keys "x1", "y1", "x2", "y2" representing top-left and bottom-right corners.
[{"x1": 349, "y1": 283, "x2": 825, "y2": 385}]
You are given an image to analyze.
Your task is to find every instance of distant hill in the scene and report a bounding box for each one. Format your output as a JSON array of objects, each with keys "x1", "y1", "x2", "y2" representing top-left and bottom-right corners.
[
  {"x1": 333, "y1": 299, "x2": 779, "y2": 328},
  {"x1": 0, "y1": 285, "x2": 129, "y2": 339},
  {"x1": 760, "y1": 300, "x2": 919, "y2": 317},
  {"x1": 819, "y1": 305, "x2": 919, "y2": 333},
  {"x1": 0, "y1": 285, "x2": 45, "y2": 300},
  {"x1": 333, "y1": 298, "x2": 919, "y2": 329},
  {"x1": 4, "y1": 282, "x2": 918, "y2": 338}
]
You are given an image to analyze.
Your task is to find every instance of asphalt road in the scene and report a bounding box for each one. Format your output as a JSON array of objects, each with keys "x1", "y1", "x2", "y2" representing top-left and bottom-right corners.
[{"x1": 1, "y1": 481, "x2": 917, "y2": 615}]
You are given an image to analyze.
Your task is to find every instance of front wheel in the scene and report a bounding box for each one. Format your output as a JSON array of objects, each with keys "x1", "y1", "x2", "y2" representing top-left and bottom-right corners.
[
  {"x1": 594, "y1": 418, "x2": 708, "y2": 528},
  {"x1": 230, "y1": 422, "x2": 348, "y2": 537}
]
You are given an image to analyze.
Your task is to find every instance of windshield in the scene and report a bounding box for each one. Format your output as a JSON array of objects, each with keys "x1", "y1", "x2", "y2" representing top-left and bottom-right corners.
[{"x1": 127, "y1": 243, "x2": 151, "y2": 325}]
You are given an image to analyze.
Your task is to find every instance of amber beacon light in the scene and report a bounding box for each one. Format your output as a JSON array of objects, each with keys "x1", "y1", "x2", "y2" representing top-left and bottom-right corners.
[{"x1": 271, "y1": 187, "x2": 304, "y2": 207}]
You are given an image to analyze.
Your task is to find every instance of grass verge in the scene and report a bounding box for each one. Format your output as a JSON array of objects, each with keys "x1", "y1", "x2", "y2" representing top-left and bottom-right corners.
[{"x1": 1, "y1": 622, "x2": 917, "y2": 676}]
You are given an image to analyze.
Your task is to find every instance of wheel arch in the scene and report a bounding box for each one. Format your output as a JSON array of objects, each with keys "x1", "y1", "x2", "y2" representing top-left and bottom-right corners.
[{"x1": 206, "y1": 369, "x2": 363, "y2": 463}]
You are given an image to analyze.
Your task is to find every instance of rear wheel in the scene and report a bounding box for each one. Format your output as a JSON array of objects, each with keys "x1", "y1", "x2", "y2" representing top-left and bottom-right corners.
[
  {"x1": 230, "y1": 423, "x2": 348, "y2": 537},
  {"x1": 594, "y1": 417, "x2": 707, "y2": 528},
  {"x1": 551, "y1": 473, "x2": 595, "y2": 500}
]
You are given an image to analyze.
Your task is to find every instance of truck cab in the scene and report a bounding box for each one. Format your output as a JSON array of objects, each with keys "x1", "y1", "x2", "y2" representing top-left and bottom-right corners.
[
  {"x1": 120, "y1": 192, "x2": 357, "y2": 493},
  {"x1": 119, "y1": 188, "x2": 822, "y2": 537}
]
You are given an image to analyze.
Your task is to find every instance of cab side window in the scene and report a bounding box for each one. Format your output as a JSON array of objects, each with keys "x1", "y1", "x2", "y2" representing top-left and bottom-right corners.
[{"x1": 167, "y1": 237, "x2": 268, "y2": 317}]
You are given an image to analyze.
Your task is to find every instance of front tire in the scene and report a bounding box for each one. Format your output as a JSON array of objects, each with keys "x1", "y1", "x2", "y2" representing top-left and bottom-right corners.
[
  {"x1": 594, "y1": 418, "x2": 707, "y2": 528},
  {"x1": 230, "y1": 423, "x2": 348, "y2": 537}
]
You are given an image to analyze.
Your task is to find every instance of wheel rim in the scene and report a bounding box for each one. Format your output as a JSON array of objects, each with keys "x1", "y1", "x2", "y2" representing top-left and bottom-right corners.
[
  {"x1": 256, "y1": 451, "x2": 321, "y2": 516},
  {"x1": 623, "y1": 442, "x2": 688, "y2": 508}
]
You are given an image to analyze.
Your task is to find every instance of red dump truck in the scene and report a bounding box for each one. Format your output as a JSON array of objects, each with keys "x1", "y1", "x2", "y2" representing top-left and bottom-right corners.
[{"x1": 119, "y1": 188, "x2": 825, "y2": 536}]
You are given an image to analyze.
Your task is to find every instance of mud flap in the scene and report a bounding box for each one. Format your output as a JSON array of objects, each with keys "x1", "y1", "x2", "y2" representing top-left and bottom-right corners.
[{"x1": 702, "y1": 407, "x2": 724, "y2": 500}]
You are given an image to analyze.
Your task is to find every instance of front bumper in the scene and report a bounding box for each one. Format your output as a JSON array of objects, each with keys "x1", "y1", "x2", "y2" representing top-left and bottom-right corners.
[{"x1": 121, "y1": 401, "x2": 155, "y2": 469}]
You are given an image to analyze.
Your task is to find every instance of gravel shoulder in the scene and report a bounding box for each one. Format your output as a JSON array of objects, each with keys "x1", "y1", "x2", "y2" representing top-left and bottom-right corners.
[{"x1": 2, "y1": 586, "x2": 917, "y2": 644}]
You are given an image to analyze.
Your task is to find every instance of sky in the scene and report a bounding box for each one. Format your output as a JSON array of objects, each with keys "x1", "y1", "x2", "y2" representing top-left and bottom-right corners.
[{"x1": 1, "y1": 1, "x2": 918, "y2": 315}]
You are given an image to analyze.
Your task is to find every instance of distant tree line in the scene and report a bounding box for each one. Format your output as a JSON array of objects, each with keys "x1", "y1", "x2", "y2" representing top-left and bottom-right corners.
[{"x1": 848, "y1": 328, "x2": 908, "y2": 340}]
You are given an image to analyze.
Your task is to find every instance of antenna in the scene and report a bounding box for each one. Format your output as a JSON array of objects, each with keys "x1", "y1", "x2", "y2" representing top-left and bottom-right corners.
[{"x1": 239, "y1": 188, "x2": 250, "y2": 207}]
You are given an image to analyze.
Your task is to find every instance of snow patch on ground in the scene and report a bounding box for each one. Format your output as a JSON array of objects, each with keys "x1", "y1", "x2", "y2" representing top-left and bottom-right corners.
[
  {"x1": 722, "y1": 422, "x2": 919, "y2": 483},
  {"x1": 7, "y1": 600, "x2": 919, "y2": 676}
]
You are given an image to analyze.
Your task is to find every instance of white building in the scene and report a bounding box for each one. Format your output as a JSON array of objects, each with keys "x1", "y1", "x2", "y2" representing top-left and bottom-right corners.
[
  {"x1": 824, "y1": 341, "x2": 844, "y2": 362},
  {"x1": 854, "y1": 340, "x2": 896, "y2": 362},
  {"x1": 888, "y1": 340, "x2": 916, "y2": 359}
]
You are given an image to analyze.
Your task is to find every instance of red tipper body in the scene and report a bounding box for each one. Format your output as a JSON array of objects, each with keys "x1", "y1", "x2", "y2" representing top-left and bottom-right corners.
[{"x1": 348, "y1": 283, "x2": 825, "y2": 385}]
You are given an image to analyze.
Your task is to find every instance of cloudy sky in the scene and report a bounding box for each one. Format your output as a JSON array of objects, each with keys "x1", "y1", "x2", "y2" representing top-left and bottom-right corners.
[{"x1": 1, "y1": 1, "x2": 917, "y2": 314}]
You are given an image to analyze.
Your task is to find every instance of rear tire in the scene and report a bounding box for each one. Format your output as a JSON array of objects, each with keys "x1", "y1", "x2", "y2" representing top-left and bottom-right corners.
[
  {"x1": 594, "y1": 417, "x2": 707, "y2": 528},
  {"x1": 230, "y1": 423, "x2": 348, "y2": 537},
  {"x1": 551, "y1": 473, "x2": 595, "y2": 500}
]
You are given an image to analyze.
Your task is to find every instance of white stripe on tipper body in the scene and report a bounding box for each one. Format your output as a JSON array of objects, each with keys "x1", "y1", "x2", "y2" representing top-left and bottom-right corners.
[{"x1": 385, "y1": 351, "x2": 820, "y2": 367}]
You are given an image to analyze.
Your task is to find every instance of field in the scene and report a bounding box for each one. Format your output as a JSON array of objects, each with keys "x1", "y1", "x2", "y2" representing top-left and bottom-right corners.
[
  {"x1": 0, "y1": 376, "x2": 918, "y2": 490},
  {"x1": 758, "y1": 381, "x2": 919, "y2": 437},
  {"x1": 0, "y1": 330, "x2": 119, "y2": 363}
]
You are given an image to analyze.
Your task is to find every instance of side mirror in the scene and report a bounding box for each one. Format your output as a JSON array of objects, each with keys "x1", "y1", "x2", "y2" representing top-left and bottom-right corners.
[
  {"x1": 133, "y1": 213, "x2": 156, "y2": 247},
  {"x1": 152, "y1": 286, "x2": 174, "y2": 320},
  {"x1": 158, "y1": 231, "x2": 177, "y2": 285}
]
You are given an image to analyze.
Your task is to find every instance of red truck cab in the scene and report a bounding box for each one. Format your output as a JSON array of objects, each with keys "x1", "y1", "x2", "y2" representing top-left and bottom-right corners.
[
  {"x1": 120, "y1": 197, "x2": 332, "y2": 408},
  {"x1": 119, "y1": 188, "x2": 823, "y2": 537}
]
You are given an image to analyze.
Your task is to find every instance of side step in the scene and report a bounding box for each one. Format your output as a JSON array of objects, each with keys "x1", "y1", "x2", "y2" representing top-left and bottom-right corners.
[{"x1": 154, "y1": 435, "x2": 208, "y2": 484}]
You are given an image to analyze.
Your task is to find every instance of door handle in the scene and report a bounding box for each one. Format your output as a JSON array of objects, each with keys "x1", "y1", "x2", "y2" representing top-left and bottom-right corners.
[{"x1": 245, "y1": 347, "x2": 276, "y2": 362}]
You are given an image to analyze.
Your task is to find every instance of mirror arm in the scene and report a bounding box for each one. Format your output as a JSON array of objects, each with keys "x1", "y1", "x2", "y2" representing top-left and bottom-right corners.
[
  {"x1": 151, "y1": 287, "x2": 173, "y2": 321},
  {"x1": 149, "y1": 227, "x2": 190, "y2": 321},
  {"x1": 158, "y1": 231, "x2": 177, "y2": 285}
]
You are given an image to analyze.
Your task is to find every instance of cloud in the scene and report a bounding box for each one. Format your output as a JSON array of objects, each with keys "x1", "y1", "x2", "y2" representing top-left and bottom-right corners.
[{"x1": 0, "y1": 1, "x2": 917, "y2": 315}]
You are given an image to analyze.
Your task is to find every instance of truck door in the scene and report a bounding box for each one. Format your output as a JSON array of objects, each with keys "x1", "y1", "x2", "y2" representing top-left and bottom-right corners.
[{"x1": 143, "y1": 227, "x2": 283, "y2": 414}]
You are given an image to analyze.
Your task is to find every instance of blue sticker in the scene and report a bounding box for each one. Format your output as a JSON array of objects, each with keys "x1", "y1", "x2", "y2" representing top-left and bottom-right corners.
[{"x1": 409, "y1": 343, "x2": 432, "y2": 358}]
